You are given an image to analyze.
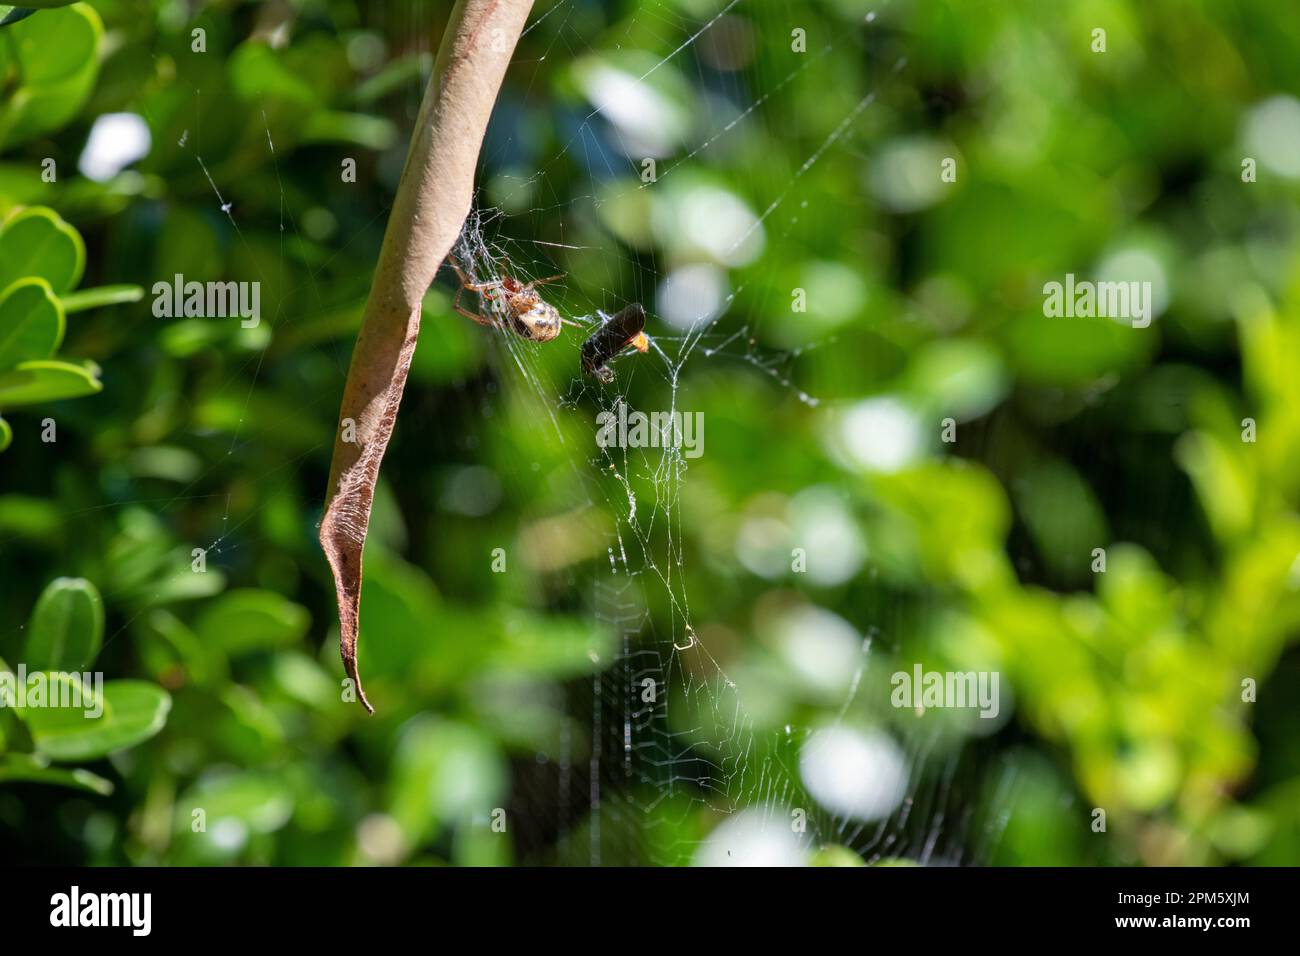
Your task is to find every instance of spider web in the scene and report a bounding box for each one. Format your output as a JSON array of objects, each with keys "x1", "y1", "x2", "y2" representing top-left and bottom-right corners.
[
  {"x1": 40, "y1": 0, "x2": 1030, "y2": 867},
  {"x1": 421, "y1": 0, "x2": 1020, "y2": 866}
]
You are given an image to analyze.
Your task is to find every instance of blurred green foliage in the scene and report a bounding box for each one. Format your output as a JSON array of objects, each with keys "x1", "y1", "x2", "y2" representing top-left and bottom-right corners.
[
  {"x1": 1, "y1": 0, "x2": 1299, "y2": 867},
  {"x1": 0, "y1": 206, "x2": 120, "y2": 449}
]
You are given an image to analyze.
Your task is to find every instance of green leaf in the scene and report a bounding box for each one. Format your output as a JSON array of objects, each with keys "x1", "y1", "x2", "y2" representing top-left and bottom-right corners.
[
  {"x1": 488, "y1": 611, "x2": 619, "y2": 677},
  {"x1": 1014, "y1": 460, "x2": 1109, "y2": 584},
  {"x1": 175, "y1": 772, "x2": 294, "y2": 836},
  {"x1": 228, "y1": 42, "x2": 320, "y2": 108},
  {"x1": 193, "y1": 589, "x2": 310, "y2": 657},
  {"x1": 0, "y1": 358, "x2": 101, "y2": 407},
  {"x1": 301, "y1": 110, "x2": 397, "y2": 150},
  {"x1": 1001, "y1": 310, "x2": 1152, "y2": 387},
  {"x1": 352, "y1": 52, "x2": 431, "y2": 104},
  {"x1": 0, "y1": 754, "x2": 112, "y2": 795},
  {"x1": 137, "y1": 609, "x2": 228, "y2": 687},
  {"x1": 0, "y1": 8, "x2": 38, "y2": 28},
  {"x1": 904, "y1": 338, "x2": 1009, "y2": 422},
  {"x1": 5, "y1": 2, "x2": 95, "y2": 85},
  {"x1": 0, "y1": 277, "x2": 63, "y2": 369},
  {"x1": 60, "y1": 283, "x2": 144, "y2": 314},
  {"x1": 24, "y1": 576, "x2": 103, "y2": 671},
  {"x1": 24, "y1": 679, "x2": 171, "y2": 763},
  {"x1": 411, "y1": 292, "x2": 485, "y2": 384},
  {"x1": 0, "y1": 207, "x2": 84, "y2": 295},
  {"x1": 0, "y1": 416, "x2": 9, "y2": 451},
  {"x1": 11, "y1": 670, "x2": 104, "y2": 743},
  {"x1": 811, "y1": 845, "x2": 867, "y2": 866},
  {"x1": 0, "y1": 5, "x2": 101, "y2": 146},
  {"x1": 354, "y1": 548, "x2": 444, "y2": 681},
  {"x1": 388, "y1": 718, "x2": 507, "y2": 846}
]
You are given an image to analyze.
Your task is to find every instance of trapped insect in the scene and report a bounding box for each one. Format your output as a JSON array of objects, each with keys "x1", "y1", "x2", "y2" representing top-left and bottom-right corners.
[
  {"x1": 450, "y1": 262, "x2": 578, "y2": 342},
  {"x1": 581, "y1": 302, "x2": 649, "y2": 383}
]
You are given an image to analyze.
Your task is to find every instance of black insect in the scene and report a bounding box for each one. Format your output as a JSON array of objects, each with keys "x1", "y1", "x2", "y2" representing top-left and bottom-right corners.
[{"x1": 581, "y1": 303, "x2": 649, "y2": 383}]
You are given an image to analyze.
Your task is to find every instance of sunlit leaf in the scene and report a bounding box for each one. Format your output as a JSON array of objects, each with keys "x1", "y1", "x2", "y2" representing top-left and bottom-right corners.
[
  {"x1": 194, "y1": 589, "x2": 310, "y2": 657},
  {"x1": 0, "y1": 208, "x2": 84, "y2": 295},
  {"x1": 0, "y1": 359, "x2": 101, "y2": 406},
  {"x1": 24, "y1": 576, "x2": 103, "y2": 671},
  {"x1": 24, "y1": 680, "x2": 170, "y2": 763},
  {"x1": 0, "y1": 5, "x2": 101, "y2": 145},
  {"x1": 0, "y1": 754, "x2": 113, "y2": 795},
  {"x1": 0, "y1": 278, "x2": 63, "y2": 369}
]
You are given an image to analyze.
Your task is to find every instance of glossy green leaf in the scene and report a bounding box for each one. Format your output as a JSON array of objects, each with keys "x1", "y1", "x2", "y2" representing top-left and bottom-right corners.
[
  {"x1": 0, "y1": 5, "x2": 101, "y2": 145},
  {"x1": 0, "y1": 359, "x2": 101, "y2": 407},
  {"x1": 488, "y1": 611, "x2": 619, "y2": 677},
  {"x1": 0, "y1": 754, "x2": 112, "y2": 795},
  {"x1": 24, "y1": 576, "x2": 103, "y2": 671},
  {"x1": 300, "y1": 110, "x2": 397, "y2": 150},
  {"x1": 0, "y1": 8, "x2": 38, "y2": 28},
  {"x1": 24, "y1": 680, "x2": 171, "y2": 762},
  {"x1": 0, "y1": 415, "x2": 9, "y2": 451},
  {"x1": 354, "y1": 548, "x2": 444, "y2": 681},
  {"x1": 904, "y1": 338, "x2": 1009, "y2": 422},
  {"x1": 811, "y1": 845, "x2": 867, "y2": 866},
  {"x1": 193, "y1": 589, "x2": 310, "y2": 657},
  {"x1": 136, "y1": 609, "x2": 228, "y2": 687},
  {"x1": 388, "y1": 718, "x2": 507, "y2": 846},
  {"x1": 6, "y1": 1, "x2": 96, "y2": 85},
  {"x1": 0, "y1": 277, "x2": 63, "y2": 369},
  {"x1": 0, "y1": 207, "x2": 85, "y2": 294},
  {"x1": 11, "y1": 670, "x2": 105, "y2": 744},
  {"x1": 1002, "y1": 311, "x2": 1152, "y2": 387},
  {"x1": 1014, "y1": 460, "x2": 1109, "y2": 584},
  {"x1": 228, "y1": 42, "x2": 320, "y2": 107},
  {"x1": 175, "y1": 772, "x2": 294, "y2": 836}
]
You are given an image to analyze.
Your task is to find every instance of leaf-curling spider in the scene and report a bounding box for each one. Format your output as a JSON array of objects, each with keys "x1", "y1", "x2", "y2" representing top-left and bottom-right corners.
[{"x1": 450, "y1": 262, "x2": 578, "y2": 343}]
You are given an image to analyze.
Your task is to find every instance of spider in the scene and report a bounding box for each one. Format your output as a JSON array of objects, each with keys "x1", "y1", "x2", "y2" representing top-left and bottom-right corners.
[{"x1": 450, "y1": 263, "x2": 577, "y2": 343}]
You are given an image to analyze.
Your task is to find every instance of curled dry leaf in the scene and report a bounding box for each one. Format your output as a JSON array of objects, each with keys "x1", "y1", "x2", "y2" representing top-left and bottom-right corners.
[{"x1": 320, "y1": 0, "x2": 536, "y2": 713}]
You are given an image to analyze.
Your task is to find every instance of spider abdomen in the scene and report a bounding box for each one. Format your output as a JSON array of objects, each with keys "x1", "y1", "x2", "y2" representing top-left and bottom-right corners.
[{"x1": 509, "y1": 298, "x2": 563, "y2": 342}]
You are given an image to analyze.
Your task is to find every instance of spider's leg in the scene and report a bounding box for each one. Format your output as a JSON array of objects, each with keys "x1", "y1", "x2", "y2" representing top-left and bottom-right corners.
[
  {"x1": 525, "y1": 273, "x2": 567, "y2": 289},
  {"x1": 450, "y1": 261, "x2": 505, "y2": 294},
  {"x1": 453, "y1": 284, "x2": 495, "y2": 327},
  {"x1": 449, "y1": 262, "x2": 474, "y2": 287},
  {"x1": 454, "y1": 303, "x2": 496, "y2": 327}
]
